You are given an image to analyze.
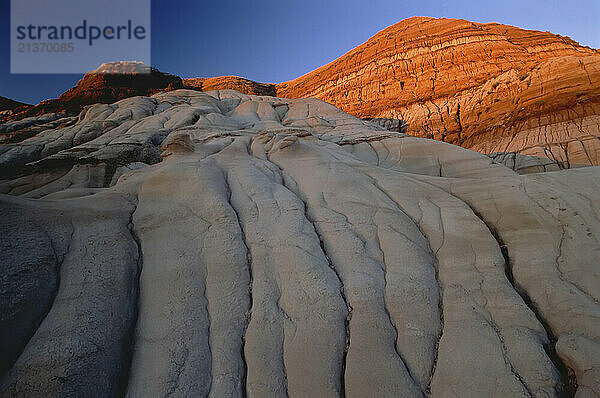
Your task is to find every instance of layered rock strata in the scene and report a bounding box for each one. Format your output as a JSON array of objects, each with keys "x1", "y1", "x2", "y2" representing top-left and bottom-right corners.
[{"x1": 275, "y1": 17, "x2": 600, "y2": 166}]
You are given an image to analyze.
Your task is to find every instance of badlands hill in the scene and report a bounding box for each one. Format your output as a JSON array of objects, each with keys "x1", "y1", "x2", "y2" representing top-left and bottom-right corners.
[
  {"x1": 0, "y1": 89, "x2": 599, "y2": 397},
  {"x1": 4, "y1": 18, "x2": 599, "y2": 167},
  {"x1": 3, "y1": 62, "x2": 183, "y2": 123},
  {"x1": 239, "y1": 17, "x2": 600, "y2": 167},
  {"x1": 0, "y1": 96, "x2": 29, "y2": 112},
  {"x1": 184, "y1": 76, "x2": 276, "y2": 96}
]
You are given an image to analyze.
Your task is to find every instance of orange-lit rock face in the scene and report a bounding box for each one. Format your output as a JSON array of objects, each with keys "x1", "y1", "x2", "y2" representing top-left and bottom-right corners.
[
  {"x1": 3, "y1": 62, "x2": 183, "y2": 122},
  {"x1": 184, "y1": 76, "x2": 276, "y2": 97},
  {"x1": 276, "y1": 17, "x2": 600, "y2": 165}
]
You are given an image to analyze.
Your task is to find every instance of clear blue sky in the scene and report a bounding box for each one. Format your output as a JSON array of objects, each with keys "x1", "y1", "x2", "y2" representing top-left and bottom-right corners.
[{"x1": 1, "y1": 0, "x2": 599, "y2": 104}]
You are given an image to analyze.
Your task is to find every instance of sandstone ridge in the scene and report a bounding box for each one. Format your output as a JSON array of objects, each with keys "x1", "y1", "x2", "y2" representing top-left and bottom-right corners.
[{"x1": 275, "y1": 17, "x2": 600, "y2": 166}]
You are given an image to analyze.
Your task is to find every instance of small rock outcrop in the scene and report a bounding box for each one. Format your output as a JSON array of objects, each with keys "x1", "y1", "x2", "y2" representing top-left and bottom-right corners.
[
  {"x1": 3, "y1": 62, "x2": 183, "y2": 123},
  {"x1": 184, "y1": 76, "x2": 276, "y2": 96},
  {"x1": 0, "y1": 89, "x2": 598, "y2": 397},
  {"x1": 362, "y1": 117, "x2": 408, "y2": 133}
]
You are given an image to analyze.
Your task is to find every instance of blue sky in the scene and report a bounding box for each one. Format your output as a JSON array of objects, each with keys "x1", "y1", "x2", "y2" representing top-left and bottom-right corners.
[{"x1": 1, "y1": 0, "x2": 599, "y2": 104}]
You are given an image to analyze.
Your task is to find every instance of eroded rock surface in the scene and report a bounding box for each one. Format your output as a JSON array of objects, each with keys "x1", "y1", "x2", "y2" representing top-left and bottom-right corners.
[
  {"x1": 488, "y1": 152, "x2": 565, "y2": 174},
  {"x1": 1, "y1": 89, "x2": 599, "y2": 397}
]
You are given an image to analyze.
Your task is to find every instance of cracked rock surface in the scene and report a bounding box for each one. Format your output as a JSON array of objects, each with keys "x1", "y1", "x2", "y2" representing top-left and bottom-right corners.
[{"x1": 1, "y1": 89, "x2": 599, "y2": 397}]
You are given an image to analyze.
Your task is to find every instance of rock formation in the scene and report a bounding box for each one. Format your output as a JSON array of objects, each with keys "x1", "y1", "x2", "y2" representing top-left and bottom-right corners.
[
  {"x1": 275, "y1": 17, "x2": 600, "y2": 166},
  {"x1": 1, "y1": 89, "x2": 598, "y2": 397},
  {"x1": 184, "y1": 76, "x2": 276, "y2": 96},
  {"x1": 4, "y1": 18, "x2": 599, "y2": 167},
  {"x1": 487, "y1": 152, "x2": 565, "y2": 174},
  {"x1": 2, "y1": 62, "x2": 183, "y2": 124},
  {"x1": 362, "y1": 117, "x2": 408, "y2": 133}
]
